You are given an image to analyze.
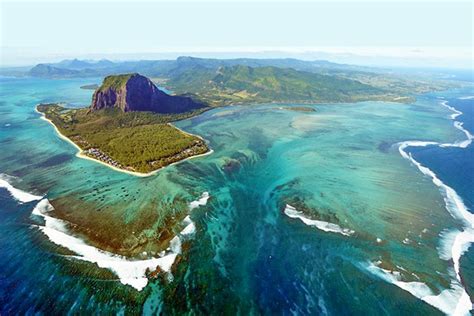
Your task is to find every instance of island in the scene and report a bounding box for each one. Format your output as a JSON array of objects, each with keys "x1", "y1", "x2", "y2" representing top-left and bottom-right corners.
[
  {"x1": 37, "y1": 73, "x2": 210, "y2": 175},
  {"x1": 280, "y1": 106, "x2": 316, "y2": 112},
  {"x1": 34, "y1": 60, "x2": 460, "y2": 175},
  {"x1": 80, "y1": 84, "x2": 99, "y2": 90}
]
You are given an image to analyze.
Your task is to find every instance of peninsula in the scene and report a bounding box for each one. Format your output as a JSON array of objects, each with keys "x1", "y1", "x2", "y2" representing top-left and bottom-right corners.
[
  {"x1": 35, "y1": 62, "x2": 456, "y2": 175},
  {"x1": 37, "y1": 74, "x2": 210, "y2": 175}
]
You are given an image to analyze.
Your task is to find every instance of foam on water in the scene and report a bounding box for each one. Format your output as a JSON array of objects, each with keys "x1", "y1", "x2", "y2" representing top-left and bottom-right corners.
[
  {"x1": 189, "y1": 191, "x2": 210, "y2": 210},
  {"x1": 390, "y1": 100, "x2": 474, "y2": 314},
  {"x1": 284, "y1": 204, "x2": 355, "y2": 236},
  {"x1": 450, "y1": 230, "x2": 474, "y2": 281},
  {"x1": 437, "y1": 101, "x2": 473, "y2": 148},
  {"x1": 180, "y1": 216, "x2": 196, "y2": 236},
  {"x1": 0, "y1": 174, "x2": 43, "y2": 203},
  {"x1": 30, "y1": 192, "x2": 209, "y2": 291},
  {"x1": 169, "y1": 236, "x2": 182, "y2": 254},
  {"x1": 366, "y1": 262, "x2": 471, "y2": 316}
]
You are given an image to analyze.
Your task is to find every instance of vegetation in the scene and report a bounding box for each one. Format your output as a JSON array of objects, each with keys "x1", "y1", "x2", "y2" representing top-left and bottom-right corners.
[
  {"x1": 25, "y1": 57, "x2": 462, "y2": 103},
  {"x1": 29, "y1": 64, "x2": 80, "y2": 77},
  {"x1": 99, "y1": 74, "x2": 134, "y2": 91},
  {"x1": 37, "y1": 104, "x2": 209, "y2": 173},
  {"x1": 31, "y1": 58, "x2": 463, "y2": 175},
  {"x1": 165, "y1": 65, "x2": 417, "y2": 106}
]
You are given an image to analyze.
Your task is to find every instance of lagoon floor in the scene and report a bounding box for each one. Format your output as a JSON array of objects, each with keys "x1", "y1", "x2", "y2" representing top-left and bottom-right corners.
[{"x1": 0, "y1": 76, "x2": 473, "y2": 314}]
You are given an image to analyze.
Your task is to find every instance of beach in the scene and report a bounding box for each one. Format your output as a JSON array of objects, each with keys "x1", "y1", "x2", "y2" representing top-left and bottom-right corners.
[{"x1": 36, "y1": 107, "x2": 213, "y2": 177}]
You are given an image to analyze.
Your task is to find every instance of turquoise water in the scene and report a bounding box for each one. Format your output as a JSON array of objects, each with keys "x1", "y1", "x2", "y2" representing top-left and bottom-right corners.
[{"x1": 0, "y1": 76, "x2": 472, "y2": 314}]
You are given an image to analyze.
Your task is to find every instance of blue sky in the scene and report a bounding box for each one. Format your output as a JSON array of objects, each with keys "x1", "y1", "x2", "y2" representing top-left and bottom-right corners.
[{"x1": 1, "y1": 0, "x2": 472, "y2": 68}]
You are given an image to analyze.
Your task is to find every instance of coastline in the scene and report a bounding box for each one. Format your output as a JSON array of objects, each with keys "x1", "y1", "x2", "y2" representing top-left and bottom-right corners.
[
  {"x1": 36, "y1": 107, "x2": 213, "y2": 177},
  {"x1": 379, "y1": 98, "x2": 474, "y2": 315}
]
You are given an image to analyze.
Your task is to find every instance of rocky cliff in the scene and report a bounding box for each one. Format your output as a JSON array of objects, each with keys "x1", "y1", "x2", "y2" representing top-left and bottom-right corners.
[{"x1": 91, "y1": 73, "x2": 204, "y2": 113}]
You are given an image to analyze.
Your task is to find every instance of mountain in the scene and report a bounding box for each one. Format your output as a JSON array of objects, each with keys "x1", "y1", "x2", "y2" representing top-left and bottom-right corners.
[
  {"x1": 91, "y1": 73, "x2": 205, "y2": 114},
  {"x1": 55, "y1": 58, "x2": 92, "y2": 69},
  {"x1": 24, "y1": 57, "x2": 457, "y2": 101},
  {"x1": 173, "y1": 56, "x2": 375, "y2": 72},
  {"x1": 55, "y1": 58, "x2": 115, "y2": 69},
  {"x1": 95, "y1": 59, "x2": 116, "y2": 68},
  {"x1": 166, "y1": 65, "x2": 393, "y2": 105},
  {"x1": 29, "y1": 64, "x2": 79, "y2": 77},
  {"x1": 26, "y1": 56, "x2": 374, "y2": 79}
]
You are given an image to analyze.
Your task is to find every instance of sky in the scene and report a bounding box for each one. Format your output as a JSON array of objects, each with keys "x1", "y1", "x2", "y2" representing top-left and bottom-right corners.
[{"x1": 0, "y1": 0, "x2": 472, "y2": 68}]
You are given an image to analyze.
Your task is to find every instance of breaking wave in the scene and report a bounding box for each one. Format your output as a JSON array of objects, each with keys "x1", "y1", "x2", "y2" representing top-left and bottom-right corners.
[
  {"x1": 0, "y1": 173, "x2": 43, "y2": 203},
  {"x1": 284, "y1": 204, "x2": 354, "y2": 236},
  {"x1": 366, "y1": 261, "x2": 471, "y2": 315},
  {"x1": 31, "y1": 192, "x2": 210, "y2": 291},
  {"x1": 382, "y1": 99, "x2": 474, "y2": 315}
]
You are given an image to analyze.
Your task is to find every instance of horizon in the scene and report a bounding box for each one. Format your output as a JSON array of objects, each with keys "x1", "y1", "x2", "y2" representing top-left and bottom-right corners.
[
  {"x1": 2, "y1": 50, "x2": 474, "y2": 72},
  {"x1": 1, "y1": 1, "x2": 472, "y2": 69}
]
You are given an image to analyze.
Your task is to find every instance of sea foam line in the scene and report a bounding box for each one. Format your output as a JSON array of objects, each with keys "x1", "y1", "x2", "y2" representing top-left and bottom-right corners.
[
  {"x1": 382, "y1": 99, "x2": 474, "y2": 315},
  {"x1": 438, "y1": 101, "x2": 473, "y2": 149},
  {"x1": 366, "y1": 261, "x2": 471, "y2": 316},
  {"x1": 284, "y1": 204, "x2": 354, "y2": 236},
  {"x1": 0, "y1": 173, "x2": 43, "y2": 203},
  {"x1": 31, "y1": 192, "x2": 210, "y2": 291}
]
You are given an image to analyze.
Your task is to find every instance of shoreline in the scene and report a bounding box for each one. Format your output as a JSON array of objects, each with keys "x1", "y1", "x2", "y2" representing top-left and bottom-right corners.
[{"x1": 36, "y1": 107, "x2": 213, "y2": 177}]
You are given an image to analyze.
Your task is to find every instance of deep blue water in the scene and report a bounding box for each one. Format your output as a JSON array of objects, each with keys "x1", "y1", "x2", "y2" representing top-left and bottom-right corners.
[
  {"x1": 410, "y1": 97, "x2": 474, "y2": 211},
  {"x1": 1, "y1": 76, "x2": 473, "y2": 314},
  {"x1": 409, "y1": 94, "x2": 474, "y2": 299}
]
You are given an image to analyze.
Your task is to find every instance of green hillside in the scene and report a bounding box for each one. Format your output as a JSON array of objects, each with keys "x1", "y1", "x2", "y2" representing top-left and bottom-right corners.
[
  {"x1": 99, "y1": 74, "x2": 134, "y2": 90},
  {"x1": 23, "y1": 57, "x2": 461, "y2": 105},
  {"x1": 166, "y1": 65, "x2": 412, "y2": 106}
]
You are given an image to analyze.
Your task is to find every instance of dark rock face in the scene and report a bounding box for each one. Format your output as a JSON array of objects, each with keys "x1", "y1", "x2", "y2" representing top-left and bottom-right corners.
[
  {"x1": 91, "y1": 73, "x2": 204, "y2": 114},
  {"x1": 92, "y1": 88, "x2": 119, "y2": 110}
]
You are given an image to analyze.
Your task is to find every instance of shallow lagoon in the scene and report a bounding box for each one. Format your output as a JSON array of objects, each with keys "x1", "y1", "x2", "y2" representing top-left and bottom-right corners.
[{"x1": 0, "y1": 76, "x2": 472, "y2": 314}]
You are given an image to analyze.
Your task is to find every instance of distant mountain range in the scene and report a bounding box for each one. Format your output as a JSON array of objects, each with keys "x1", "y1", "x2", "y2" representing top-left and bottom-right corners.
[
  {"x1": 29, "y1": 64, "x2": 81, "y2": 77},
  {"x1": 20, "y1": 56, "x2": 462, "y2": 106},
  {"x1": 26, "y1": 56, "x2": 379, "y2": 79},
  {"x1": 55, "y1": 58, "x2": 116, "y2": 69}
]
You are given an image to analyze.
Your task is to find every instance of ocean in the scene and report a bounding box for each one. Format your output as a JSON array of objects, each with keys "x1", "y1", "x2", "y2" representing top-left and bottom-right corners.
[{"x1": 0, "y1": 76, "x2": 472, "y2": 314}]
